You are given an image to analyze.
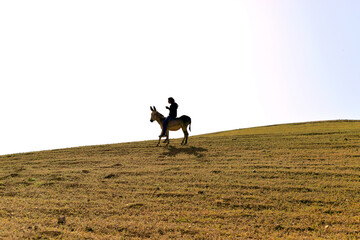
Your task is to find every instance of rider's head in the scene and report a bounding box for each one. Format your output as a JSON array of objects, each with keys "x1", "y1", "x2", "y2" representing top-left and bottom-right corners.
[{"x1": 168, "y1": 97, "x2": 175, "y2": 104}]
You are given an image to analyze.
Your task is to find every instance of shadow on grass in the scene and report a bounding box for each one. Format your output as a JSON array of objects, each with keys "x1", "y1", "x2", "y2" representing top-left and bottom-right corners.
[{"x1": 162, "y1": 146, "x2": 208, "y2": 158}]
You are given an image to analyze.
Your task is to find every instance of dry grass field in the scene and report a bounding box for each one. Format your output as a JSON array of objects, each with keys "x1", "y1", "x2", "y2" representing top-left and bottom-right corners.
[{"x1": 1, "y1": 120, "x2": 360, "y2": 239}]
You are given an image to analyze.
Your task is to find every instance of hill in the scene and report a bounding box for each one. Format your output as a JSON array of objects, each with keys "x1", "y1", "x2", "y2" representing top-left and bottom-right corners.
[{"x1": 1, "y1": 120, "x2": 360, "y2": 239}]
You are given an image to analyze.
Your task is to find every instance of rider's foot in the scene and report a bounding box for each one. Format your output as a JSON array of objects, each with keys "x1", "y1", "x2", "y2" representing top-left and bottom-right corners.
[{"x1": 159, "y1": 133, "x2": 167, "y2": 137}]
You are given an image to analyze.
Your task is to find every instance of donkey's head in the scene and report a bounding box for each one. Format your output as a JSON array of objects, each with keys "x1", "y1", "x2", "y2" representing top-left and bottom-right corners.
[
  {"x1": 150, "y1": 106, "x2": 165, "y2": 123},
  {"x1": 150, "y1": 106, "x2": 157, "y2": 122}
]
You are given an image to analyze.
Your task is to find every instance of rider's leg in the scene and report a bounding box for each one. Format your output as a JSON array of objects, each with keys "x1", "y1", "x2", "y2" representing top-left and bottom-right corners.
[{"x1": 160, "y1": 117, "x2": 171, "y2": 137}]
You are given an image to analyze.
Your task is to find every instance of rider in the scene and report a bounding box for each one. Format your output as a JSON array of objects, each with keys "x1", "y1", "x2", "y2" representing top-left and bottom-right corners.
[{"x1": 159, "y1": 97, "x2": 178, "y2": 137}]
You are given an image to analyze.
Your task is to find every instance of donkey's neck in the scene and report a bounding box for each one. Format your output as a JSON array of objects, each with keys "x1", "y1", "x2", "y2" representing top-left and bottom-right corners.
[{"x1": 155, "y1": 115, "x2": 165, "y2": 128}]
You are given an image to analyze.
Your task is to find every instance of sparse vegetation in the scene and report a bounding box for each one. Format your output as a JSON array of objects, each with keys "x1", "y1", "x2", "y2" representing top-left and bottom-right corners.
[{"x1": 1, "y1": 120, "x2": 360, "y2": 239}]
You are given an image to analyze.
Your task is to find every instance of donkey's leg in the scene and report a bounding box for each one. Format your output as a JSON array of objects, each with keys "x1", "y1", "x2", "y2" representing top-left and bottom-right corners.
[
  {"x1": 181, "y1": 125, "x2": 185, "y2": 145},
  {"x1": 163, "y1": 130, "x2": 170, "y2": 146},
  {"x1": 165, "y1": 131, "x2": 170, "y2": 146},
  {"x1": 163, "y1": 131, "x2": 168, "y2": 143},
  {"x1": 181, "y1": 128, "x2": 189, "y2": 145},
  {"x1": 181, "y1": 131, "x2": 185, "y2": 145},
  {"x1": 157, "y1": 130, "x2": 164, "y2": 146},
  {"x1": 184, "y1": 130, "x2": 189, "y2": 145}
]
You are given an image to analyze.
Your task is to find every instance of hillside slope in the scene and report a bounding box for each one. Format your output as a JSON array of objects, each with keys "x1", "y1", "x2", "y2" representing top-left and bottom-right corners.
[{"x1": 1, "y1": 120, "x2": 360, "y2": 239}]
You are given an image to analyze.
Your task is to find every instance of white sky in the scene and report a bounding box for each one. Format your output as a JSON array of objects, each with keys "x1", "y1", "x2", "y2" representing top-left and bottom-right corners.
[{"x1": 1, "y1": 1, "x2": 359, "y2": 155}]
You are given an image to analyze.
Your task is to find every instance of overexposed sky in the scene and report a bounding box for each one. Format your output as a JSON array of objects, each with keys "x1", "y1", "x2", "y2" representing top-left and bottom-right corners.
[{"x1": 1, "y1": 1, "x2": 359, "y2": 155}]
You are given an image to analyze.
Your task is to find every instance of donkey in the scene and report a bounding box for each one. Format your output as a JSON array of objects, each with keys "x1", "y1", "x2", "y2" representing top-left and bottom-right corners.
[{"x1": 150, "y1": 106, "x2": 191, "y2": 146}]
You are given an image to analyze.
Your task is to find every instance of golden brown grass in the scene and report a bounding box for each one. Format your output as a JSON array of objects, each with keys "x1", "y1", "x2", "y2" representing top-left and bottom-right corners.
[{"x1": 1, "y1": 120, "x2": 360, "y2": 239}]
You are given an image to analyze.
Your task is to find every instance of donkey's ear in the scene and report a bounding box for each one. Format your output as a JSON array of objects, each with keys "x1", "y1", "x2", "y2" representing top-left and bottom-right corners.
[
  {"x1": 153, "y1": 106, "x2": 157, "y2": 111},
  {"x1": 150, "y1": 106, "x2": 154, "y2": 111}
]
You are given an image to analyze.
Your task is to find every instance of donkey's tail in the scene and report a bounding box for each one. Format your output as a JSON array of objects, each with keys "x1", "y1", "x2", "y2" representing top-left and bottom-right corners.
[{"x1": 188, "y1": 118, "x2": 192, "y2": 132}]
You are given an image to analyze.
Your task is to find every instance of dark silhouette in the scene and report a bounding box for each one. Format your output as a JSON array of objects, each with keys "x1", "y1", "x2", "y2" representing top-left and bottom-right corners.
[
  {"x1": 160, "y1": 97, "x2": 178, "y2": 137},
  {"x1": 150, "y1": 103, "x2": 191, "y2": 146}
]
